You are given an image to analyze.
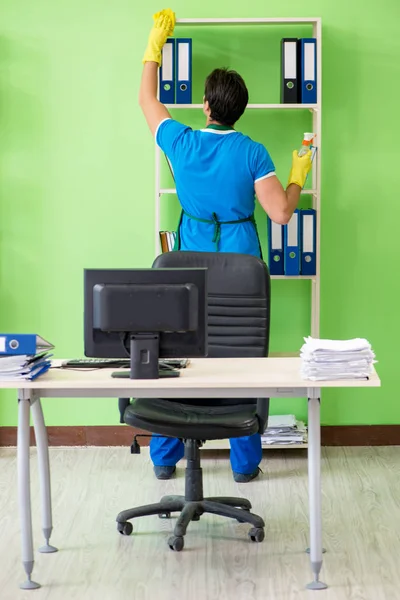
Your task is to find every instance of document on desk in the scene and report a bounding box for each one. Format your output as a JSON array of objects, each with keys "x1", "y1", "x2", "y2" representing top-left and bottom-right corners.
[
  {"x1": 300, "y1": 336, "x2": 376, "y2": 380},
  {"x1": 0, "y1": 350, "x2": 52, "y2": 380}
]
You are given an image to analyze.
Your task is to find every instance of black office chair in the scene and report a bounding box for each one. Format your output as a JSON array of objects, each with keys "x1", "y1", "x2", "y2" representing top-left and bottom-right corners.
[{"x1": 116, "y1": 252, "x2": 271, "y2": 551}]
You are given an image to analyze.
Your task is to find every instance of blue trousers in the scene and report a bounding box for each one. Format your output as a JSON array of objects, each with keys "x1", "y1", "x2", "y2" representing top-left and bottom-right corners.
[{"x1": 150, "y1": 433, "x2": 262, "y2": 474}]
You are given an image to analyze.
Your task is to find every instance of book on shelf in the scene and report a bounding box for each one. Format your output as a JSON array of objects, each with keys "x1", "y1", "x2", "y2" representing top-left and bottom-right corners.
[
  {"x1": 268, "y1": 209, "x2": 316, "y2": 276},
  {"x1": 281, "y1": 37, "x2": 317, "y2": 104},
  {"x1": 159, "y1": 230, "x2": 176, "y2": 253}
]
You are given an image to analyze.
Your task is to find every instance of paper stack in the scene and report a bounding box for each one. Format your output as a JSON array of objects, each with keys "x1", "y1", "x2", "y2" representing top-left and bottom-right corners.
[
  {"x1": 300, "y1": 336, "x2": 376, "y2": 381},
  {"x1": 0, "y1": 351, "x2": 52, "y2": 381},
  {"x1": 261, "y1": 414, "x2": 308, "y2": 446}
]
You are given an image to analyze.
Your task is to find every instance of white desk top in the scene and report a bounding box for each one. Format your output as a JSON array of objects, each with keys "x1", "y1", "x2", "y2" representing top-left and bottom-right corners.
[{"x1": 0, "y1": 358, "x2": 380, "y2": 398}]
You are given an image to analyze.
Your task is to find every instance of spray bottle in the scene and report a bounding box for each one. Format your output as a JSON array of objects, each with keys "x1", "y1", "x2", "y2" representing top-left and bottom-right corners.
[{"x1": 298, "y1": 132, "x2": 316, "y2": 157}]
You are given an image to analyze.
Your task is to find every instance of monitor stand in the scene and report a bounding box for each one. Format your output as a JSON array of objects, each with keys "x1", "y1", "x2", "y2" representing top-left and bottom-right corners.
[
  {"x1": 111, "y1": 333, "x2": 180, "y2": 379},
  {"x1": 111, "y1": 369, "x2": 180, "y2": 379}
]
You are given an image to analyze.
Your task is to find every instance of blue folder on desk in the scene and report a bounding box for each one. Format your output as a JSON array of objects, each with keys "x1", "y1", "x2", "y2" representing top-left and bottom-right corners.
[
  {"x1": 298, "y1": 38, "x2": 317, "y2": 104},
  {"x1": 283, "y1": 209, "x2": 300, "y2": 276},
  {"x1": 0, "y1": 334, "x2": 54, "y2": 356}
]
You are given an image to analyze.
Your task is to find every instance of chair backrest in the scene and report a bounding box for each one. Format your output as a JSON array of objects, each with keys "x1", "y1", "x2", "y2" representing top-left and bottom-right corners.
[{"x1": 152, "y1": 252, "x2": 271, "y2": 359}]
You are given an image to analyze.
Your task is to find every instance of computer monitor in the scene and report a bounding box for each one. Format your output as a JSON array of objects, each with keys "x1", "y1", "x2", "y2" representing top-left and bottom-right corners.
[{"x1": 84, "y1": 268, "x2": 208, "y2": 379}]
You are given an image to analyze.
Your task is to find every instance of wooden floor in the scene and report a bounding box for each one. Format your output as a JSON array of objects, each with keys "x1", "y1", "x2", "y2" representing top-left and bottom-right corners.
[{"x1": 1, "y1": 446, "x2": 400, "y2": 600}]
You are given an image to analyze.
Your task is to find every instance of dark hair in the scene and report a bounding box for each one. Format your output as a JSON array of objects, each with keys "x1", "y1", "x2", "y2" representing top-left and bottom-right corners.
[{"x1": 204, "y1": 68, "x2": 249, "y2": 127}]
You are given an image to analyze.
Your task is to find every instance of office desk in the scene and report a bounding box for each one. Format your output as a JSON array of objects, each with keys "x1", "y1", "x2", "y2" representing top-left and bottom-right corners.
[{"x1": 0, "y1": 357, "x2": 380, "y2": 591}]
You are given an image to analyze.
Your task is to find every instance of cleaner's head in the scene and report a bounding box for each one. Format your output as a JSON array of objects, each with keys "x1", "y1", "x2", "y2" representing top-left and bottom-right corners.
[{"x1": 203, "y1": 68, "x2": 249, "y2": 127}]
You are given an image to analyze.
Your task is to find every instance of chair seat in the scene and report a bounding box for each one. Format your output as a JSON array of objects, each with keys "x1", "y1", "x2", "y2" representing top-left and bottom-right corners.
[{"x1": 124, "y1": 398, "x2": 260, "y2": 440}]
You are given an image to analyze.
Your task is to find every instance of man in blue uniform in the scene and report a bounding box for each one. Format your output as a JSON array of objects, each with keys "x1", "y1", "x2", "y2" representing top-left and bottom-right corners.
[{"x1": 140, "y1": 10, "x2": 312, "y2": 482}]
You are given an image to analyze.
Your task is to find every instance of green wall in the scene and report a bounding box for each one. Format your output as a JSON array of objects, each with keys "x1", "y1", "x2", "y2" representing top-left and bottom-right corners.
[{"x1": 0, "y1": 1, "x2": 397, "y2": 427}]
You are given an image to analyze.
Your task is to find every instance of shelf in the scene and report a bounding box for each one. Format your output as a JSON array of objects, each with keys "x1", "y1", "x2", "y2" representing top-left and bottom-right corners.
[
  {"x1": 159, "y1": 188, "x2": 318, "y2": 196},
  {"x1": 262, "y1": 444, "x2": 308, "y2": 450},
  {"x1": 271, "y1": 275, "x2": 316, "y2": 280},
  {"x1": 166, "y1": 103, "x2": 318, "y2": 111},
  {"x1": 301, "y1": 189, "x2": 318, "y2": 196},
  {"x1": 176, "y1": 17, "x2": 320, "y2": 26},
  {"x1": 159, "y1": 188, "x2": 177, "y2": 195},
  {"x1": 156, "y1": 13, "x2": 322, "y2": 349},
  {"x1": 202, "y1": 439, "x2": 308, "y2": 450}
]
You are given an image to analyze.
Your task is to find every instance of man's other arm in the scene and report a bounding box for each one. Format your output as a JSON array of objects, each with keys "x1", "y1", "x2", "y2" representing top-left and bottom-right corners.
[{"x1": 255, "y1": 151, "x2": 312, "y2": 224}]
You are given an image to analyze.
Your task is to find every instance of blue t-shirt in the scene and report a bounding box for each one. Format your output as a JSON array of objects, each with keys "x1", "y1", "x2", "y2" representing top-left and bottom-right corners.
[{"x1": 156, "y1": 119, "x2": 275, "y2": 257}]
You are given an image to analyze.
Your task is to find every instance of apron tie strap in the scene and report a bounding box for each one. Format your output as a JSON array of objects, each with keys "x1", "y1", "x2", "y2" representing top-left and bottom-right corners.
[
  {"x1": 211, "y1": 212, "x2": 221, "y2": 250},
  {"x1": 173, "y1": 209, "x2": 263, "y2": 257}
]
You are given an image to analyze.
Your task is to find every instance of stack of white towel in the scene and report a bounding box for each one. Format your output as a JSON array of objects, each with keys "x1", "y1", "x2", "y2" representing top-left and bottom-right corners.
[{"x1": 300, "y1": 336, "x2": 376, "y2": 381}]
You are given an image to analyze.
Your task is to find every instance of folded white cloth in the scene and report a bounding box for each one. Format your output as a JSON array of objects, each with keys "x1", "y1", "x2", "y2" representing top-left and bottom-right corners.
[{"x1": 300, "y1": 336, "x2": 376, "y2": 381}]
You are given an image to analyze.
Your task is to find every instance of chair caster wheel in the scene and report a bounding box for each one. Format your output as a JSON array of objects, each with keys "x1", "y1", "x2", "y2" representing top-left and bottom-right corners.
[
  {"x1": 249, "y1": 527, "x2": 264, "y2": 542},
  {"x1": 159, "y1": 512, "x2": 171, "y2": 519},
  {"x1": 117, "y1": 521, "x2": 133, "y2": 536},
  {"x1": 168, "y1": 535, "x2": 184, "y2": 551}
]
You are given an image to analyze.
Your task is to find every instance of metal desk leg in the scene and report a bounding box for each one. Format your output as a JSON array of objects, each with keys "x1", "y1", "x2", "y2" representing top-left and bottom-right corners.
[
  {"x1": 17, "y1": 391, "x2": 40, "y2": 590},
  {"x1": 306, "y1": 392, "x2": 327, "y2": 590},
  {"x1": 31, "y1": 398, "x2": 58, "y2": 554}
]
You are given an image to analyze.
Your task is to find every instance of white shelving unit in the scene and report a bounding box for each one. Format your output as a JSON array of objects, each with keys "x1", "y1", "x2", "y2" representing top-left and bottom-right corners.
[{"x1": 154, "y1": 17, "x2": 322, "y2": 450}]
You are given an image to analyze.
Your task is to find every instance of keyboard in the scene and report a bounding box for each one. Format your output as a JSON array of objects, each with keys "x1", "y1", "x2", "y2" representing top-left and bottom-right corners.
[{"x1": 61, "y1": 358, "x2": 189, "y2": 370}]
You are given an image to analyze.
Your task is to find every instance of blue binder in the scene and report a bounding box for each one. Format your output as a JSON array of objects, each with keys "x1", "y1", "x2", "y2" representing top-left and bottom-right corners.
[
  {"x1": 283, "y1": 209, "x2": 300, "y2": 276},
  {"x1": 0, "y1": 334, "x2": 54, "y2": 356},
  {"x1": 176, "y1": 38, "x2": 192, "y2": 104},
  {"x1": 300, "y1": 209, "x2": 317, "y2": 275},
  {"x1": 281, "y1": 38, "x2": 299, "y2": 103},
  {"x1": 159, "y1": 38, "x2": 175, "y2": 104},
  {"x1": 299, "y1": 38, "x2": 317, "y2": 104},
  {"x1": 267, "y1": 218, "x2": 284, "y2": 275}
]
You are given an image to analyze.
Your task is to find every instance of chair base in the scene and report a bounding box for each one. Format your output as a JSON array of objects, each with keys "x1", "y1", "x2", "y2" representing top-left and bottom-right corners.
[
  {"x1": 116, "y1": 439, "x2": 265, "y2": 551},
  {"x1": 116, "y1": 494, "x2": 265, "y2": 550}
]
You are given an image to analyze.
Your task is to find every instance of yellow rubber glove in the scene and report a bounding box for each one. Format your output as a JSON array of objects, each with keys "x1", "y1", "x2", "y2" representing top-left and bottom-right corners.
[
  {"x1": 142, "y1": 8, "x2": 176, "y2": 65},
  {"x1": 287, "y1": 149, "x2": 313, "y2": 188}
]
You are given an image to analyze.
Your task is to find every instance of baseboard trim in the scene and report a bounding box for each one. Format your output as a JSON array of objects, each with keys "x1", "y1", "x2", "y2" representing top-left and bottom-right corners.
[
  {"x1": 1, "y1": 425, "x2": 400, "y2": 447},
  {"x1": 320, "y1": 425, "x2": 400, "y2": 446},
  {"x1": 0, "y1": 426, "x2": 152, "y2": 447}
]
